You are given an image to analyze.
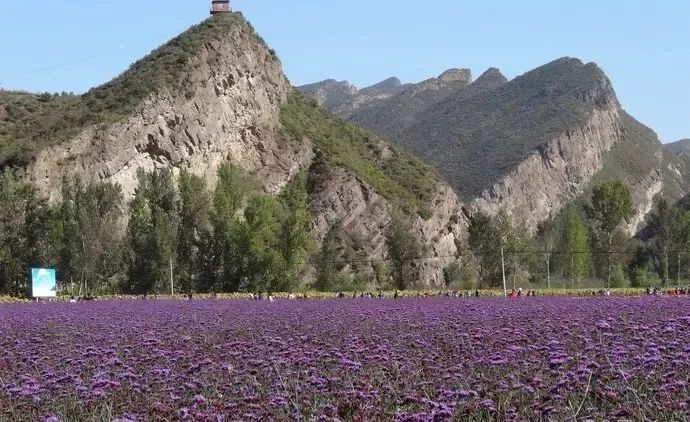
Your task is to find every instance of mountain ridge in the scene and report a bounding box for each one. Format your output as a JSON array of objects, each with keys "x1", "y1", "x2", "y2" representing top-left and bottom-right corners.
[
  {"x1": 665, "y1": 139, "x2": 690, "y2": 155},
  {"x1": 299, "y1": 57, "x2": 686, "y2": 233}
]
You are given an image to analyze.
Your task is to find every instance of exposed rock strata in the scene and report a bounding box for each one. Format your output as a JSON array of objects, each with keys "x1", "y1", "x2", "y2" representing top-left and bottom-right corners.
[
  {"x1": 470, "y1": 106, "x2": 624, "y2": 232},
  {"x1": 309, "y1": 168, "x2": 467, "y2": 284},
  {"x1": 26, "y1": 21, "x2": 307, "y2": 201}
]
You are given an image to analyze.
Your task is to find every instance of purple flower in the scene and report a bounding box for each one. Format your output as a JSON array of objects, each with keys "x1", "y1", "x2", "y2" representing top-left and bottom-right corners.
[{"x1": 595, "y1": 320, "x2": 612, "y2": 330}]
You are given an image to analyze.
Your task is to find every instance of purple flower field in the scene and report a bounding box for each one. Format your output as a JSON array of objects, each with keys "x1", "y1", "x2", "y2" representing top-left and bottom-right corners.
[{"x1": 1, "y1": 297, "x2": 689, "y2": 421}]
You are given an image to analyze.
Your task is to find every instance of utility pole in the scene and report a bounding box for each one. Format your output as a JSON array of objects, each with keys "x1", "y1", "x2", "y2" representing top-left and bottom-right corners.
[
  {"x1": 170, "y1": 257, "x2": 174, "y2": 296},
  {"x1": 501, "y1": 245, "x2": 507, "y2": 298},
  {"x1": 546, "y1": 250, "x2": 551, "y2": 290}
]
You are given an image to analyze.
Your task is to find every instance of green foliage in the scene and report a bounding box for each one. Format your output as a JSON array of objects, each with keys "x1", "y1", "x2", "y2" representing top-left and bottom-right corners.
[
  {"x1": 211, "y1": 163, "x2": 259, "y2": 292},
  {"x1": 586, "y1": 180, "x2": 635, "y2": 287},
  {"x1": 468, "y1": 212, "x2": 499, "y2": 287},
  {"x1": 0, "y1": 171, "x2": 126, "y2": 297},
  {"x1": 386, "y1": 215, "x2": 421, "y2": 290},
  {"x1": 560, "y1": 208, "x2": 590, "y2": 288},
  {"x1": 372, "y1": 261, "x2": 391, "y2": 289},
  {"x1": 443, "y1": 262, "x2": 462, "y2": 287},
  {"x1": 534, "y1": 221, "x2": 557, "y2": 288},
  {"x1": 497, "y1": 211, "x2": 533, "y2": 290},
  {"x1": 0, "y1": 13, "x2": 261, "y2": 168},
  {"x1": 610, "y1": 263, "x2": 627, "y2": 288},
  {"x1": 587, "y1": 181, "x2": 635, "y2": 238},
  {"x1": 177, "y1": 171, "x2": 211, "y2": 295},
  {"x1": 235, "y1": 195, "x2": 285, "y2": 292},
  {"x1": 0, "y1": 170, "x2": 45, "y2": 296},
  {"x1": 674, "y1": 210, "x2": 690, "y2": 282},
  {"x1": 280, "y1": 93, "x2": 439, "y2": 216},
  {"x1": 50, "y1": 177, "x2": 124, "y2": 295},
  {"x1": 124, "y1": 169, "x2": 179, "y2": 294},
  {"x1": 313, "y1": 229, "x2": 340, "y2": 292},
  {"x1": 647, "y1": 199, "x2": 679, "y2": 286},
  {"x1": 313, "y1": 225, "x2": 371, "y2": 292},
  {"x1": 125, "y1": 184, "x2": 156, "y2": 294},
  {"x1": 278, "y1": 174, "x2": 315, "y2": 290},
  {"x1": 443, "y1": 260, "x2": 476, "y2": 290},
  {"x1": 208, "y1": 164, "x2": 314, "y2": 293},
  {"x1": 631, "y1": 267, "x2": 659, "y2": 288},
  {"x1": 468, "y1": 211, "x2": 529, "y2": 290}
]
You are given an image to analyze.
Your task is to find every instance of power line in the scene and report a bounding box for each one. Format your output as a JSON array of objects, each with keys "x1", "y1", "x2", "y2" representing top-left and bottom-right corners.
[
  {"x1": 0, "y1": 36, "x2": 170, "y2": 88},
  {"x1": 311, "y1": 249, "x2": 690, "y2": 266},
  {"x1": 1, "y1": 46, "x2": 134, "y2": 83}
]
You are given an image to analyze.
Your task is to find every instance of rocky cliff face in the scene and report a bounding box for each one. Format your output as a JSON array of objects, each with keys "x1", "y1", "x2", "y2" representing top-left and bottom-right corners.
[
  {"x1": 627, "y1": 167, "x2": 663, "y2": 235},
  {"x1": 470, "y1": 105, "x2": 624, "y2": 231},
  {"x1": 309, "y1": 167, "x2": 467, "y2": 285},
  {"x1": 26, "y1": 17, "x2": 309, "y2": 201},
  {"x1": 298, "y1": 76, "x2": 410, "y2": 118}
]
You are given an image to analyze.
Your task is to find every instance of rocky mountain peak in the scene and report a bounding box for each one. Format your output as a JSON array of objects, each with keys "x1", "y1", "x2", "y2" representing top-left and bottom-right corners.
[
  {"x1": 513, "y1": 57, "x2": 618, "y2": 110},
  {"x1": 438, "y1": 68, "x2": 472, "y2": 83},
  {"x1": 364, "y1": 77, "x2": 402, "y2": 91},
  {"x1": 24, "y1": 12, "x2": 298, "y2": 199},
  {"x1": 473, "y1": 67, "x2": 508, "y2": 89}
]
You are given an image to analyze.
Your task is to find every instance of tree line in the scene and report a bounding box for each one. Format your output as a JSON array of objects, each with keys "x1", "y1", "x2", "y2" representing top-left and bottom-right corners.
[
  {"x1": 0, "y1": 165, "x2": 316, "y2": 296},
  {"x1": 0, "y1": 164, "x2": 425, "y2": 297},
  {"x1": 459, "y1": 180, "x2": 690, "y2": 291},
  {"x1": 1, "y1": 169, "x2": 688, "y2": 296}
]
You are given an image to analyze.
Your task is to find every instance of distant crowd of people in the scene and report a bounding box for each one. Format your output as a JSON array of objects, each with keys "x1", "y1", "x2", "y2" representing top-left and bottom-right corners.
[
  {"x1": 508, "y1": 288, "x2": 538, "y2": 298},
  {"x1": 333, "y1": 290, "x2": 487, "y2": 299},
  {"x1": 41, "y1": 286, "x2": 690, "y2": 303},
  {"x1": 646, "y1": 287, "x2": 690, "y2": 296}
]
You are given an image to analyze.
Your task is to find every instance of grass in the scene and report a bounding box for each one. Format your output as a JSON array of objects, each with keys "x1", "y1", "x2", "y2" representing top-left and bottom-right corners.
[
  {"x1": 279, "y1": 93, "x2": 440, "y2": 217},
  {"x1": 0, "y1": 13, "x2": 263, "y2": 168}
]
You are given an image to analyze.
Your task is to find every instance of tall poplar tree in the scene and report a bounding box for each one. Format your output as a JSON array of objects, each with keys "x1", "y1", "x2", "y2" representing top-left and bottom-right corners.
[
  {"x1": 561, "y1": 209, "x2": 590, "y2": 288},
  {"x1": 586, "y1": 181, "x2": 634, "y2": 288}
]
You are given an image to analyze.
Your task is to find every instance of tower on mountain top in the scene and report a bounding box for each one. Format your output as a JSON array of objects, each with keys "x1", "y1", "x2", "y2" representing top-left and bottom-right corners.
[{"x1": 211, "y1": 0, "x2": 231, "y2": 15}]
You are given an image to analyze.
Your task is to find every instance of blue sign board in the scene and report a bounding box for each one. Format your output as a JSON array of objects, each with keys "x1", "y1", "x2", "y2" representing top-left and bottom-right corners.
[{"x1": 31, "y1": 268, "x2": 57, "y2": 298}]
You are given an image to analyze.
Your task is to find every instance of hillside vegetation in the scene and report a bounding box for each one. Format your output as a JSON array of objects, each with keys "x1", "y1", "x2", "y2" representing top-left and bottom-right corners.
[
  {"x1": 0, "y1": 13, "x2": 260, "y2": 168},
  {"x1": 280, "y1": 93, "x2": 440, "y2": 217}
]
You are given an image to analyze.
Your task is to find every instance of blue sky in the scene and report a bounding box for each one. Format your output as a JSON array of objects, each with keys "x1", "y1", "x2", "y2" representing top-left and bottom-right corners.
[{"x1": 0, "y1": 0, "x2": 688, "y2": 142}]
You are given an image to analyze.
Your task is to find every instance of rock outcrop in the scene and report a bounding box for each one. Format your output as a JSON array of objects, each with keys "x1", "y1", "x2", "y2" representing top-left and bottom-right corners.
[
  {"x1": 470, "y1": 105, "x2": 624, "y2": 231},
  {"x1": 26, "y1": 17, "x2": 309, "y2": 201},
  {"x1": 309, "y1": 168, "x2": 467, "y2": 284}
]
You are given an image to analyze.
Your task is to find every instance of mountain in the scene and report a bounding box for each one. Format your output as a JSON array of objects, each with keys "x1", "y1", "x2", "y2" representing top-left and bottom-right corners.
[
  {"x1": 300, "y1": 59, "x2": 688, "y2": 233},
  {"x1": 0, "y1": 13, "x2": 468, "y2": 286},
  {"x1": 301, "y1": 68, "x2": 475, "y2": 139},
  {"x1": 665, "y1": 139, "x2": 690, "y2": 156}
]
